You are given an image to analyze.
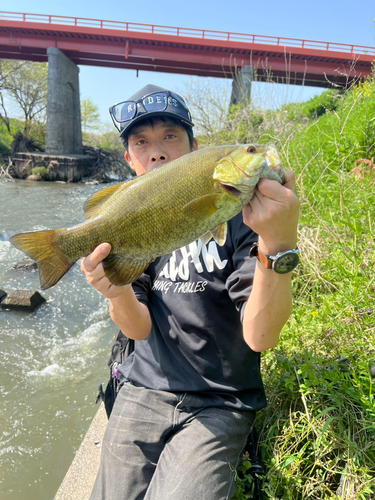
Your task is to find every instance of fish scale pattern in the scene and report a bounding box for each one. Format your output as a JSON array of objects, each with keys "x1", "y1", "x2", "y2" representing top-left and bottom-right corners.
[{"x1": 10, "y1": 144, "x2": 283, "y2": 288}]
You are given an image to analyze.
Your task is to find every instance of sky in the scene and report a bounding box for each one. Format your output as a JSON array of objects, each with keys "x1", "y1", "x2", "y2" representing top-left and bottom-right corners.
[{"x1": 1, "y1": 0, "x2": 374, "y2": 125}]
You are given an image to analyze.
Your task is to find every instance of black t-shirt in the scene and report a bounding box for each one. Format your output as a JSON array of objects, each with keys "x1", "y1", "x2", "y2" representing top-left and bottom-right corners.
[{"x1": 118, "y1": 213, "x2": 267, "y2": 412}]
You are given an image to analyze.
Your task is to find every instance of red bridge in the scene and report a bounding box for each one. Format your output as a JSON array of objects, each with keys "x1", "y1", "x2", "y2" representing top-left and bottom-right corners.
[{"x1": 1, "y1": 11, "x2": 374, "y2": 88}]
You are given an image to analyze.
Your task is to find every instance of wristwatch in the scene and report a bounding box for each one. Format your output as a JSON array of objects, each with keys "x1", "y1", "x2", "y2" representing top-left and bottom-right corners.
[{"x1": 249, "y1": 242, "x2": 299, "y2": 274}]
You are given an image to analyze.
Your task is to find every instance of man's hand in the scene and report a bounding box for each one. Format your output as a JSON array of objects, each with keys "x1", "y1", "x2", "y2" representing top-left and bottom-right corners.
[
  {"x1": 80, "y1": 243, "x2": 129, "y2": 299},
  {"x1": 242, "y1": 169, "x2": 299, "y2": 254},
  {"x1": 242, "y1": 169, "x2": 299, "y2": 352},
  {"x1": 81, "y1": 243, "x2": 151, "y2": 339}
]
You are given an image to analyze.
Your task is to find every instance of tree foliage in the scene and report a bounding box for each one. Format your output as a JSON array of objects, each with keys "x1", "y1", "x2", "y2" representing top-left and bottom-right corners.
[
  {"x1": 1, "y1": 60, "x2": 48, "y2": 133},
  {"x1": 81, "y1": 97, "x2": 100, "y2": 132},
  {"x1": 0, "y1": 59, "x2": 24, "y2": 133},
  {"x1": 180, "y1": 77, "x2": 305, "y2": 149}
]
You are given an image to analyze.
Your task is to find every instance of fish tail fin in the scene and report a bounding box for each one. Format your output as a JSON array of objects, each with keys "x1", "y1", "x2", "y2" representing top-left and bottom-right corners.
[{"x1": 10, "y1": 229, "x2": 73, "y2": 289}]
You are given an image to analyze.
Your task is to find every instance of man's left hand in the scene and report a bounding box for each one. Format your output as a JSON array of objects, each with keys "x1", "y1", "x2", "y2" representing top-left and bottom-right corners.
[{"x1": 242, "y1": 169, "x2": 299, "y2": 254}]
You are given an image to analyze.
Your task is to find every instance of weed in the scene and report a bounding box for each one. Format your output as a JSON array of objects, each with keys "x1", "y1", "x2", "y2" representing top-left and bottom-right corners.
[
  {"x1": 31, "y1": 166, "x2": 48, "y2": 178},
  {"x1": 182, "y1": 71, "x2": 375, "y2": 499}
]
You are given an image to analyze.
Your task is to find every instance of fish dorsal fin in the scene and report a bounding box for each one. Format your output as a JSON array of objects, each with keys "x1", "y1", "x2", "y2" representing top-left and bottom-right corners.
[
  {"x1": 182, "y1": 193, "x2": 222, "y2": 219},
  {"x1": 102, "y1": 254, "x2": 154, "y2": 286},
  {"x1": 83, "y1": 183, "x2": 124, "y2": 219},
  {"x1": 210, "y1": 222, "x2": 227, "y2": 246},
  {"x1": 83, "y1": 177, "x2": 139, "y2": 219}
]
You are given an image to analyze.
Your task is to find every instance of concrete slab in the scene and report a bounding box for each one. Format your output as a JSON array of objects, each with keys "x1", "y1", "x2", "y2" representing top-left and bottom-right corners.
[
  {"x1": 13, "y1": 259, "x2": 38, "y2": 271},
  {"x1": 55, "y1": 404, "x2": 107, "y2": 500},
  {"x1": 1, "y1": 290, "x2": 46, "y2": 311},
  {"x1": 12, "y1": 152, "x2": 97, "y2": 182}
]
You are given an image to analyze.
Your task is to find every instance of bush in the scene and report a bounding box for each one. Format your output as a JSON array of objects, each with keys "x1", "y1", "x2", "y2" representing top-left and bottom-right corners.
[{"x1": 31, "y1": 166, "x2": 48, "y2": 178}]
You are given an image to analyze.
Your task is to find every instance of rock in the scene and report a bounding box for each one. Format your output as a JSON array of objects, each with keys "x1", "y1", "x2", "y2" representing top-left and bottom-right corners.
[
  {"x1": 27, "y1": 174, "x2": 42, "y2": 181},
  {"x1": 0, "y1": 289, "x2": 7, "y2": 303},
  {"x1": 0, "y1": 290, "x2": 46, "y2": 311},
  {"x1": 13, "y1": 259, "x2": 38, "y2": 271}
]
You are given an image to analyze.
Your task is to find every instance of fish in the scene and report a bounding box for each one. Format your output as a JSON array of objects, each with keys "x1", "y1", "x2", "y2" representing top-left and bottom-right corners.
[{"x1": 10, "y1": 144, "x2": 284, "y2": 290}]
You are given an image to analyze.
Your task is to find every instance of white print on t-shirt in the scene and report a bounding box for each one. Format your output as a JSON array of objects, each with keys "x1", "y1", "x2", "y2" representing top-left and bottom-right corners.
[
  {"x1": 159, "y1": 240, "x2": 228, "y2": 282},
  {"x1": 152, "y1": 279, "x2": 208, "y2": 294}
]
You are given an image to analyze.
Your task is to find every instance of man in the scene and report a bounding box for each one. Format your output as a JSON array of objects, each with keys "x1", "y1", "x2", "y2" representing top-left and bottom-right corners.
[{"x1": 83, "y1": 84, "x2": 299, "y2": 500}]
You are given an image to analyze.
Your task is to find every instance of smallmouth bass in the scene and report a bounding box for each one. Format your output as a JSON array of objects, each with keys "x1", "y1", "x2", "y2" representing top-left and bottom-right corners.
[{"x1": 10, "y1": 144, "x2": 283, "y2": 289}]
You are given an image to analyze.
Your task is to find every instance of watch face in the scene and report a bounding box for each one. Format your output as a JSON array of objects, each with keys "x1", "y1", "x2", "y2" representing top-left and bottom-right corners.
[{"x1": 273, "y1": 252, "x2": 299, "y2": 274}]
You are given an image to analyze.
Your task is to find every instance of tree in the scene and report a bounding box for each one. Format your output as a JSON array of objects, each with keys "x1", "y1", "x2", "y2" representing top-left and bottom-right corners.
[
  {"x1": 179, "y1": 77, "x2": 232, "y2": 147},
  {"x1": 81, "y1": 97, "x2": 100, "y2": 132},
  {"x1": 0, "y1": 59, "x2": 24, "y2": 133},
  {"x1": 180, "y1": 77, "x2": 272, "y2": 147},
  {"x1": 2, "y1": 60, "x2": 48, "y2": 133}
]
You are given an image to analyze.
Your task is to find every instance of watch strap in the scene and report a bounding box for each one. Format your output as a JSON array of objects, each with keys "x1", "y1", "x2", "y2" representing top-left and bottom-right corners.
[{"x1": 249, "y1": 243, "x2": 273, "y2": 269}]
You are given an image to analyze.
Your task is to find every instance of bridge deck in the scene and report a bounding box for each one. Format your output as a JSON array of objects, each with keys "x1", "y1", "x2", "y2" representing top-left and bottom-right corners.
[{"x1": 0, "y1": 11, "x2": 374, "y2": 87}]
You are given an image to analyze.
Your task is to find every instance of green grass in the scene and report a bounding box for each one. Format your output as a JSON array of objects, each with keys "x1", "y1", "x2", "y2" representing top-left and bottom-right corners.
[
  {"x1": 233, "y1": 76, "x2": 375, "y2": 499},
  {"x1": 31, "y1": 166, "x2": 48, "y2": 178},
  {"x1": 0, "y1": 120, "x2": 14, "y2": 156},
  {"x1": 0, "y1": 118, "x2": 43, "y2": 159}
]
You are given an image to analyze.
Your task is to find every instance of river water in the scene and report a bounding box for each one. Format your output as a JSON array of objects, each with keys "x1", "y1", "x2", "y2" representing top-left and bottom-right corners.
[{"x1": 0, "y1": 180, "x2": 116, "y2": 500}]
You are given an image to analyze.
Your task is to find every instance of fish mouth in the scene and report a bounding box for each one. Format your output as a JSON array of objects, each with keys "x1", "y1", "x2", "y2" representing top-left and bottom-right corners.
[{"x1": 220, "y1": 183, "x2": 243, "y2": 197}]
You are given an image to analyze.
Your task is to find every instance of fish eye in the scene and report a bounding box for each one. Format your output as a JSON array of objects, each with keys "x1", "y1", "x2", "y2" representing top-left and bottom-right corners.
[{"x1": 247, "y1": 146, "x2": 256, "y2": 153}]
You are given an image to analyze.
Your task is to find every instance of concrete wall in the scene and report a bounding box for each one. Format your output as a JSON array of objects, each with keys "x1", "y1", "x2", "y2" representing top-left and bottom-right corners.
[
  {"x1": 54, "y1": 404, "x2": 107, "y2": 500},
  {"x1": 230, "y1": 66, "x2": 253, "y2": 107},
  {"x1": 12, "y1": 153, "x2": 96, "y2": 182},
  {"x1": 45, "y1": 48, "x2": 82, "y2": 155}
]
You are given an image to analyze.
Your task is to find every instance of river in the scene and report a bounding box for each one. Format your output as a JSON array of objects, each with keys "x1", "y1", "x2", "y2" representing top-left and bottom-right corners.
[{"x1": 0, "y1": 179, "x2": 116, "y2": 500}]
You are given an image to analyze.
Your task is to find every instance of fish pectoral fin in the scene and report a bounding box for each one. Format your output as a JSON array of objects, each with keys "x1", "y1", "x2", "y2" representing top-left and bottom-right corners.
[
  {"x1": 102, "y1": 254, "x2": 153, "y2": 286},
  {"x1": 182, "y1": 194, "x2": 222, "y2": 219},
  {"x1": 209, "y1": 222, "x2": 227, "y2": 246},
  {"x1": 83, "y1": 176, "x2": 140, "y2": 219}
]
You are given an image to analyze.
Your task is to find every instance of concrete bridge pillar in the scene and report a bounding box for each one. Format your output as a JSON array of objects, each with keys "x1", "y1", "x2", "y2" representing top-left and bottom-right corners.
[
  {"x1": 45, "y1": 48, "x2": 82, "y2": 154},
  {"x1": 230, "y1": 66, "x2": 253, "y2": 107}
]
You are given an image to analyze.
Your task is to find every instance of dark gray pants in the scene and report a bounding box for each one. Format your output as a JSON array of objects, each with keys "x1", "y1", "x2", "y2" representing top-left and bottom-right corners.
[{"x1": 90, "y1": 383, "x2": 255, "y2": 500}]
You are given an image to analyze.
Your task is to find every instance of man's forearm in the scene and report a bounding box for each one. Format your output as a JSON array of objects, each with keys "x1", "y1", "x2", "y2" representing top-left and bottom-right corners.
[
  {"x1": 109, "y1": 285, "x2": 152, "y2": 340},
  {"x1": 240, "y1": 169, "x2": 298, "y2": 352},
  {"x1": 242, "y1": 236, "x2": 294, "y2": 352},
  {"x1": 243, "y1": 262, "x2": 292, "y2": 351}
]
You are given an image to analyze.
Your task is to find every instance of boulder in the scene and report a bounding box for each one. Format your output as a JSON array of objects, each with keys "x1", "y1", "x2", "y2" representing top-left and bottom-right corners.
[
  {"x1": 1, "y1": 290, "x2": 46, "y2": 311},
  {"x1": 0, "y1": 289, "x2": 7, "y2": 303},
  {"x1": 13, "y1": 259, "x2": 38, "y2": 271}
]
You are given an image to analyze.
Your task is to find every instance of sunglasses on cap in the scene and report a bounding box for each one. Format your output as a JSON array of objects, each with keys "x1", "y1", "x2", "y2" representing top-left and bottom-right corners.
[{"x1": 109, "y1": 91, "x2": 193, "y2": 135}]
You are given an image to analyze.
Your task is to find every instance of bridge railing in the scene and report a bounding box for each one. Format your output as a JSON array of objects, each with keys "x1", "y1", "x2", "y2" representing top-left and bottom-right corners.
[{"x1": 1, "y1": 11, "x2": 375, "y2": 56}]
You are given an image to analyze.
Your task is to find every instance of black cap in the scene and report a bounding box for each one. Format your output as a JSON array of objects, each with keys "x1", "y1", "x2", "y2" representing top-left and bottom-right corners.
[{"x1": 109, "y1": 84, "x2": 194, "y2": 139}]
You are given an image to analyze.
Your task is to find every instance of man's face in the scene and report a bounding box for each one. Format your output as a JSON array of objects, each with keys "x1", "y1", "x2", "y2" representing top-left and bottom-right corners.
[{"x1": 125, "y1": 119, "x2": 197, "y2": 176}]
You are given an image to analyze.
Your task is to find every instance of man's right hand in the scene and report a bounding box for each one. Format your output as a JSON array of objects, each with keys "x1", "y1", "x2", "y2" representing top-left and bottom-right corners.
[
  {"x1": 80, "y1": 243, "x2": 130, "y2": 299},
  {"x1": 81, "y1": 243, "x2": 151, "y2": 339}
]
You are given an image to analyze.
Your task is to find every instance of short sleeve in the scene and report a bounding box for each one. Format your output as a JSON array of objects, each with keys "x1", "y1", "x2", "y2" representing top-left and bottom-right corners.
[
  {"x1": 132, "y1": 273, "x2": 152, "y2": 306},
  {"x1": 225, "y1": 218, "x2": 258, "y2": 320}
]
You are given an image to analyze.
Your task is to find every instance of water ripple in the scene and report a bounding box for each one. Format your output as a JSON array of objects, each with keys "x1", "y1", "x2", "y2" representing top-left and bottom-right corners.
[{"x1": 0, "y1": 180, "x2": 114, "y2": 500}]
